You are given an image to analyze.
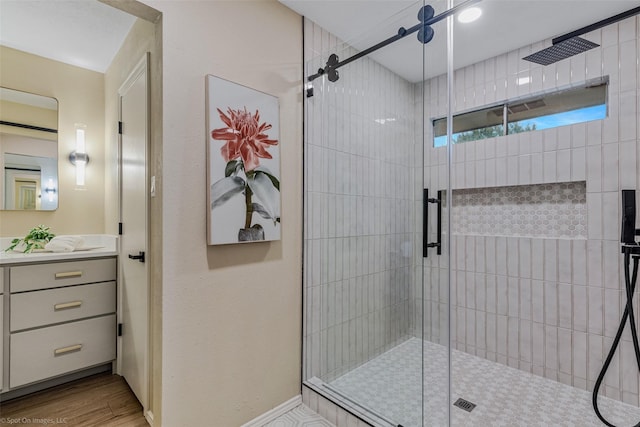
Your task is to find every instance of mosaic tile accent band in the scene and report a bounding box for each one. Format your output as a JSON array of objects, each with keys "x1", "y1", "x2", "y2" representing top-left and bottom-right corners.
[{"x1": 451, "y1": 181, "x2": 587, "y2": 238}]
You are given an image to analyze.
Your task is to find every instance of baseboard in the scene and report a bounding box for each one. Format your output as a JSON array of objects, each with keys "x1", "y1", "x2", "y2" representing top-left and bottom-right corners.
[
  {"x1": 145, "y1": 410, "x2": 154, "y2": 426},
  {"x1": 241, "y1": 395, "x2": 302, "y2": 427}
]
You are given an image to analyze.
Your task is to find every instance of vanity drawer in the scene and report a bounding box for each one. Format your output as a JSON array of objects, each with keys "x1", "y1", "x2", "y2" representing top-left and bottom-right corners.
[
  {"x1": 0, "y1": 295, "x2": 3, "y2": 391},
  {"x1": 10, "y1": 314, "x2": 116, "y2": 388},
  {"x1": 10, "y1": 258, "x2": 116, "y2": 293},
  {"x1": 11, "y1": 281, "x2": 116, "y2": 331}
]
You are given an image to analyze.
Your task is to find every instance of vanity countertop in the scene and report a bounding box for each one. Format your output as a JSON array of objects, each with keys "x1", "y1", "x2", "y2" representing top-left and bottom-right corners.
[{"x1": 0, "y1": 235, "x2": 118, "y2": 265}]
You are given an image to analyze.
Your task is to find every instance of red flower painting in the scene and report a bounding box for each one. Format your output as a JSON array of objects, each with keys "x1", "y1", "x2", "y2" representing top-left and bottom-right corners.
[
  {"x1": 210, "y1": 104, "x2": 280, "y2": 242},
  {"x1": 211, "y1": 107, "x2": 278, "y2": 171}
]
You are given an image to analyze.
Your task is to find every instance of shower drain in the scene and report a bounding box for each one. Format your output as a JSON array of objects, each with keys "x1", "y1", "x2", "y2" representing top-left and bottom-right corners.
[{"x1": 453, "y1": 398, "x2": 477, "y2": 412}]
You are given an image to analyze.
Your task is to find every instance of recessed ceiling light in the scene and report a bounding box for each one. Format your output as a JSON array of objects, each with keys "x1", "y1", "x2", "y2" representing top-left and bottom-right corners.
[{"x1": 458, "y1": 7, "x2": 482, "y2": 24}]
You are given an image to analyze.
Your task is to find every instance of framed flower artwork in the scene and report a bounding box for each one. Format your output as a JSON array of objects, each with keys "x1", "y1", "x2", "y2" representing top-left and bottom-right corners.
[{"x1": 206, "y1": 75, "x2": 281, "y2": 245}]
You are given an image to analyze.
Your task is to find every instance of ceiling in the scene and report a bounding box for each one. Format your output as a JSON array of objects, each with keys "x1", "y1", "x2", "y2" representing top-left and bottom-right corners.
[
  {"x1": 279, "y1": 0, "x2": 640, "y2": 82},
  {"x1": 0, "y1": 0, "x2": 136, "y2": 73},
  {"x1": 1, "y1": 0, "x2": 637, "y2": 80}
]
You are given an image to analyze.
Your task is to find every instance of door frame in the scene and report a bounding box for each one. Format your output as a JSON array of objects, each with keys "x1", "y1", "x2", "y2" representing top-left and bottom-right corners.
[{"x1": 116, "y1": 52, "x2": 151, "y2": 419}]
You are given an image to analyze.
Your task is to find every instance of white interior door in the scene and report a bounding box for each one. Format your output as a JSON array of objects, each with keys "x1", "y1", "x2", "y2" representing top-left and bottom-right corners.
[{"x1": 118, "y1": 54, "x2": 149, "y2": 412}]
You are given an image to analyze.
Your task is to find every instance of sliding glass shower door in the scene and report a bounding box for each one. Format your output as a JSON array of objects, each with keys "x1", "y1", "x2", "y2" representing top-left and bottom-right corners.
[{"x1": 302, "y1": 1, "x2": 454, "y2": 425}]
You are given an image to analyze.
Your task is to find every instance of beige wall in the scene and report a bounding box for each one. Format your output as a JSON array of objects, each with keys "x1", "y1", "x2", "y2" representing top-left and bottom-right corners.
[
  {"x1": 0, "y1": 46, "x2": 106, "y2": 237},
  {"x1": 143, "y1": 0, "x2": 302, "y2": 425}
]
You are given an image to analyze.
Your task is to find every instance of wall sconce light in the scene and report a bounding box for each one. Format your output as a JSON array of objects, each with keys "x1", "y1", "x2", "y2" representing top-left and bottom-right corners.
[
  {"x1": 69, "y1": 123, "x2": 90, "y2": 186},
  {"x1": 44, "y1": 178, "x2": 57, "y2": 202}
]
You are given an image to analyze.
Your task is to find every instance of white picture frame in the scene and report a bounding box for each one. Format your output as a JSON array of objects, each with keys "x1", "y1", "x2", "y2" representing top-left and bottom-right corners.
[{"x1": 206, "y1": 75, "x2": 281, "y2": 245}]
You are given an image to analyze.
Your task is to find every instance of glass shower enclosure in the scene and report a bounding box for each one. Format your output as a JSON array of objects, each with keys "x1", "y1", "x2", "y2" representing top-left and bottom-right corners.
[{"x1": 303, "y1": 0, "x2": 640, "y2": 426}]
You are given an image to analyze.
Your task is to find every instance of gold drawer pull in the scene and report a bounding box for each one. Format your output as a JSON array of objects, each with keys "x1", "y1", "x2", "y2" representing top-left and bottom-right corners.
[
  {"x1": 55, "y1": 271, "x2": 83, "y2": 279},
  {"x1": 54, "y1": 344, "x2": 83, "y2": 356},
  {"x1": 54, "y1": 301, "x2": 82, "y2": 310}
]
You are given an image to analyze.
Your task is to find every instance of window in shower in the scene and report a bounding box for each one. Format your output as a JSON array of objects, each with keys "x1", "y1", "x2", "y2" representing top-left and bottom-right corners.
[{"x1": 433, "y1": 77, "x2": 608, "y2": 147}]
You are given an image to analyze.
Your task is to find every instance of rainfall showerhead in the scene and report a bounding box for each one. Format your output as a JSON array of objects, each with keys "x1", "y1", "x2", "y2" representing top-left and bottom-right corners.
[
  {"x1": 523, "y1": 5, "x2": 640, "y2": 66},
  {"x1": 523, "y1": 37, "x2": 599, "y2": 66}
]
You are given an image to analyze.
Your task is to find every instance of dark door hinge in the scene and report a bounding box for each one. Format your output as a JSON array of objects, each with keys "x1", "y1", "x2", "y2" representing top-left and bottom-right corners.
[
  {"x1": 118, "y1": 121, "x2": 123, "y2": 135},
  {"x1": 118, "y1": 222, "x2": 123, "y2": 235},
  {"x1": 118, "y1": 323, "x2": 123, "y2": 336}
]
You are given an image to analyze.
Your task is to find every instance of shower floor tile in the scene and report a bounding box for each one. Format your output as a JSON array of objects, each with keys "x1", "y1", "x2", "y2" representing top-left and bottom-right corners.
[{"x1": 330, "y1": 338, "x2": 640, "y2": 427}]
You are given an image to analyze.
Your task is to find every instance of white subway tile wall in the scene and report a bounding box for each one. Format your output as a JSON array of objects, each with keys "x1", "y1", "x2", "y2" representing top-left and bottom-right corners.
[{"x1": 422, "y1": 18, "x2": 640, "y2": 407}]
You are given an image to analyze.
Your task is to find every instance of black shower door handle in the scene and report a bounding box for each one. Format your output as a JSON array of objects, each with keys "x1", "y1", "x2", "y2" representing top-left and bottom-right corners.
[{"x1": 423, "y1": 188, "x2": 442, "y2": 258}]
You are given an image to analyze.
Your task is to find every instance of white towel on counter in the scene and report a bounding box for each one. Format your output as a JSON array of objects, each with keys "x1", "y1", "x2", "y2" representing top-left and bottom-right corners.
[{"x1": 44, "y1": 235, "x2": 85, "y2": 252}]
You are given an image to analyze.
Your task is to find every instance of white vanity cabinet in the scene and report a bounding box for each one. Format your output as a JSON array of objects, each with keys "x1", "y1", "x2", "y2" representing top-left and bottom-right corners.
[{"x1": 2, "y1": 257, "x2": 117, "y2": 392}]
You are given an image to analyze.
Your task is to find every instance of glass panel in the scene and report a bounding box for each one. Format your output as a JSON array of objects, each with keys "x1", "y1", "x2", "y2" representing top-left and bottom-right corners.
[
  {"x1": 508, "y1": 103, "x2": 606, "y2": 133},
  {"x1": 433, "y1": 79, "x2": 608, "y2": 147},
  {"x1": 433, "y1": 105, "x2": 505, "y2": 146},
  {"x1": 433, "y1": 79, "x2": 607, "y2": 146},
  {"x1": 422, "y1": 1, "x2": 451, "y2": 427},
  {"x1": 302, "y1": 1, "x2": 439, "y2": 425},
  {"x1": 507, "y1": 82, "x2": 607, "y2": 132},
  {"x1": 448, "y1": 1, "x2": 640, "y2": 426}
]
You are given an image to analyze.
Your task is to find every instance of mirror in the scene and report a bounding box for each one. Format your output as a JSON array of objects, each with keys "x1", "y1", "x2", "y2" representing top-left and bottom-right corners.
[{"x1": 0, "y1": 87, "x2": 58, "y2": 210}]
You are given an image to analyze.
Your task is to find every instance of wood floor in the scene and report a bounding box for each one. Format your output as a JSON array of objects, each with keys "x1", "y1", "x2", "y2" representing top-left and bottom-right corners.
[{"x1": 0, "y1": 373, "x2": 148, "y2": 427}]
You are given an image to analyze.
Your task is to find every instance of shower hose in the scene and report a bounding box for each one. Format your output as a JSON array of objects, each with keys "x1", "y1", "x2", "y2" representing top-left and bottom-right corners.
[{"x1": 592, "y1": 245, "x2": 640, "y2": 427}]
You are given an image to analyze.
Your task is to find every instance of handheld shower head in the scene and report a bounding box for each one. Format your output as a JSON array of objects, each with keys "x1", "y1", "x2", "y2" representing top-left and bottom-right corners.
[{"x1": 595, "y1": 190, "x2": 640, "y2": 427}]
